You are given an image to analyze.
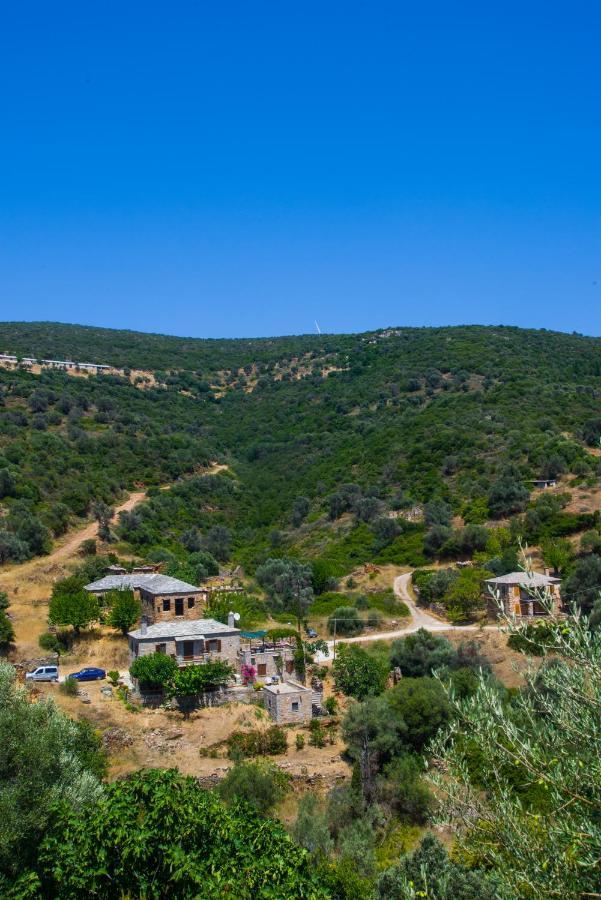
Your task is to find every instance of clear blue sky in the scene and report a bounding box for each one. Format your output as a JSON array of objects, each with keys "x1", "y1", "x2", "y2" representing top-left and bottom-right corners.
[{"x1": 1, "y1": 1, "x2": 600, "y2": 338}]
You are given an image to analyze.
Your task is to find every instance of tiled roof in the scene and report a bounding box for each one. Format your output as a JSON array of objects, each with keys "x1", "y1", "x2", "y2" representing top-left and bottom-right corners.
[
  {"x1": 84, "y1": 573, "x2": 201, "y2": 594},
  {"x1": 128, "y1": 618, "x2": 239, "y2": 641},
  {"x1": 485, "y1": 571, "x2": 560, "y2": 587}
]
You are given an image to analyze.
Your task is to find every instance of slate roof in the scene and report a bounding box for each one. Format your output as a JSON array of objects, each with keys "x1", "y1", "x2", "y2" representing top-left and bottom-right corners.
[
  {"x1": 84, "y1": 573, "x2": 201, "y2": 595},
  {"x1": 128, "y1": 618, "x2": 239, "y2": 641},
  {"x1": 263, "y1": 680, "x2": 312, "y2": 695},
  {"x1": 485, "y1": 571, "x2": 560, "y2": 587}
]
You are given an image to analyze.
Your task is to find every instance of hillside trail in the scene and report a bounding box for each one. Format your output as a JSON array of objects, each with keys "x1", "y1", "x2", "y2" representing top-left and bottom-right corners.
[
  {"x1": 1, "y1": 461, "x2": 229, "y2": 657},
  {"x1": 318, "y1": 571, "x2": 498, "y2": 659}
]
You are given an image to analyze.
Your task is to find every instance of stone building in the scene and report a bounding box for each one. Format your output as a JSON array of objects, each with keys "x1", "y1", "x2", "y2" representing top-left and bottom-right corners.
[
  {"x1": 238, "y1": 632, "x2": 296, "y2": 680},
  {"x1": 84, "y1": 573, "x2": 208, "y2": 624},
  {"x1": 484, "y1": 571, "x2": 562, "y2": 620},
  {"x1": 262, "y1": 681, "x2": 313, "y2": 724},
  {"x1": 127, "y1": 617, "x2": 240, "y2": 668}
]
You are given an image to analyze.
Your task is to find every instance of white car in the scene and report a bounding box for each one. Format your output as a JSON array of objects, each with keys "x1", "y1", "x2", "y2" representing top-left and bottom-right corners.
[{"x1": 25, "y1": 665, "x2": 59, "y2": 683}]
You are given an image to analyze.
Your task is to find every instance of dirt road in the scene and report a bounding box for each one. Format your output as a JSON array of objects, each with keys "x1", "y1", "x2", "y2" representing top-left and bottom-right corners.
[{"x1": 317, "y1": 571, "x2": 498, "y2": 659}]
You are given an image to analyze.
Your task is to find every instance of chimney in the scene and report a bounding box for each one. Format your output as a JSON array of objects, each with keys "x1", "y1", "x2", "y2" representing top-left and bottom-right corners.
[
  {"x1": 140, "y1": 617, "x2": 148, "y2": 636},
  {"x1": 228, "y1": 611, "x2": 235, "y2": 628}
]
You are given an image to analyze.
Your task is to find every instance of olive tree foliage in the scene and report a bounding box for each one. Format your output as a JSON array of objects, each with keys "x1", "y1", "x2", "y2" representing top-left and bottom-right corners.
[
  {"x1": 0, "y1": 664, "x2": 103, "y2": 887},
  {"x1": 428, "y1": 606, "x2": 601, "y2": 899},
  {"x1": 255, "y1": 557, "x2": 314, "y2": 626}
]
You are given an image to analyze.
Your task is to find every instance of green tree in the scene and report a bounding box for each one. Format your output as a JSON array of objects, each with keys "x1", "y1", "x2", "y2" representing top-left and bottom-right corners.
[
  {"x1": 0, "y1": 664, "x2": 103, "y2": 887},
  {"x1": 327, "y1": 605, "x2": 363, "y2": 636},
  {"x1": 333, "y1": 644, "x2": 388, "y2": 700},
  {"x1": 429, "y1": 611, "x2": 601, "y2": 898},
  {"x1": 48, "y1": 591, "x2": 99, "y2": 635},
  {"x1": 92, "y1": 501, "x2": 113, "y2": 542},
  {"x1": 377, "y1": 834, "x2": 495, "y2": 899},
  {"x1": 129, "y1": 651, "x2": 177, "y2": 688},
  {"x1": 390, "y1": 629, "x2": 456, "y2": 677},
  {"x1": 342, "y1": 695, "x2": 403, "y2": 802},
  {"x1": 441, "y1": 567, "x2": 486, "y2": 623},
  {"x1": 107, "y1": 590, "x2": 140, "y2": 635},
  {"x1": 217, "y1": 759, "x2": 289, "y2": 816},
  {"x1": 562, "y1": 553, "x2": 601, "y2": 614},
  {"x1": 487, "y1": 471, "x2": 529, "y2": 518},
  {"x1": 387, "y1": 677, "x2": 451, "y2": 753},
  {"x1": 541, "y1": 537, "x2": 573, "y2": 576},
  {"x1": 292, "y1": 794, "x2": 334, "y2": 861},
  {"x1": 255, "y1": 557, "x2": 314, "y2": 631},
  {"x1": 35, "y1": 768, "x2": 328, "y2": 898},
  {"x1": 167, "y1": 661, "x2": 234, "y2": 717}
]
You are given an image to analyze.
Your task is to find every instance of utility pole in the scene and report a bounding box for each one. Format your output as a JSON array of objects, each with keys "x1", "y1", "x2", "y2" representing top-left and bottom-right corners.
[{"x1": 333, "y1": 618, "x2": 337, "y2": 661}]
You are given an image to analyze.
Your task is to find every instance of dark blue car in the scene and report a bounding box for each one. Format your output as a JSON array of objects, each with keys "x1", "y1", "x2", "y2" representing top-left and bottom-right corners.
[{"x1": 67, "y1": 667, "x2": 106, "y2": 681}]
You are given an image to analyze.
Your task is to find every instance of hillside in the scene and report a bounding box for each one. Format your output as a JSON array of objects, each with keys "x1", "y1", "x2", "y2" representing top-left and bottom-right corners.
[{"x1": 1, "y1": 321, "x2": 601, "y2": 577}]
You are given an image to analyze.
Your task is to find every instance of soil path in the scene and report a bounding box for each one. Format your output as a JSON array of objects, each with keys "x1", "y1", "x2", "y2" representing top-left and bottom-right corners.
[
  {"x1": 318, "y1": 572, "x2": 498, "y2": 659},
  {"x1": 2, "y1": 462, "x2": 229, "y2": 657}
]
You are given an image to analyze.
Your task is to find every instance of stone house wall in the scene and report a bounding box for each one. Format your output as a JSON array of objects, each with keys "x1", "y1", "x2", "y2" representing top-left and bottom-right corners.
[
  {"x1": 129, "y1": 632, "x2": 240, "y2": 667},
  {"x1": 263, "y1": 684, "x2": 313, "y2": 724},
  {"x1": 140, "y1": 589, "x2": 207, "y2": 624}
]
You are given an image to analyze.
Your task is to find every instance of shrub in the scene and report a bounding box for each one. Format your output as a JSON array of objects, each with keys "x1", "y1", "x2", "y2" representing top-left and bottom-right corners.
[
  {"x1": 324, "y1": 696, "x2": 338, "y2": 715},
  {"x1": 309, "y1": 719, "x2": 326, "y2": 748},
  {"x1": 390, "y1": 629, "x2": 456, "y2": 677},
  {"x1": 327, "y1": 606, "x2": 363, "y2": 636},
  {"x1": 217, "y1": 760, "x2": 290, "y2": 815},
  {"x1": 227, "y1": 726, "x2": 288, "y2": 758},
  {"x1": 38, "y1": 632, "x2": 60, "y2": 654},
  {"x1": 295, "y1": 733, "x2": 305, "y2": 751},
  {"x1": 129, "y1": 652, "x2": 178, "y2": 689},
  {"x1": 60, "y1": 678, "x2": 79, "y2": 697},
  {"x1": 107, "y1": 670, "x2": 120, "y2": 686},
  {"x1": 79, "y1": 539, "x2": 97, "y2": 556},
  {"x1": 333, "y1": 644, "x2": 389, "y2": 700}
]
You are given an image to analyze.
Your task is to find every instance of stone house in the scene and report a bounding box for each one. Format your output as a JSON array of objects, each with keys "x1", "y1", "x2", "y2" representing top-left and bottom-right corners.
[
  {"x1": 127, "y1": 618, "x2": 240, "y2": 668},
  {"x1": 484, "y1": 571, "x2": 562, "y2": 620},
  {"x1": 262, "y1": 680, "x2": 313, "y2": 724},
  {"x1": 84, "y1": 573, "x2": 208, "y2": 624}
]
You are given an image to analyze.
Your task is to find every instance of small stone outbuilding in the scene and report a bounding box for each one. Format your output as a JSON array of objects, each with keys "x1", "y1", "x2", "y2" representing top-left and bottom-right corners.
[{"x1": 262, "y1": 680, "x2": 313, "y2": 724}]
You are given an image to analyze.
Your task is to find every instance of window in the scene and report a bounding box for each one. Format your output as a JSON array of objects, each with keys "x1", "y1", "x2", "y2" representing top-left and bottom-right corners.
[
  {"x1": 291, "y1": 701, "x2": 299, "y2": 712},
  {"x1": 175, "y1": 598, "x2": 184, "y2": 617},
  {"x1": 155, "y1": 643, "x2": 167, "y2": 654},
  {"x1": 162, "y1": 598, "x2": 171, "y2": 612},
  {"x1": 187, "y1": 597, "x2": 195, "y2": 609},
  {"x1": 206, "y1": 639, "x2": 221, "y2": 653}
]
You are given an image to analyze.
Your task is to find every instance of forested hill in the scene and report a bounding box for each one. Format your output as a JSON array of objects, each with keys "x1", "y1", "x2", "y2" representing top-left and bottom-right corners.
[{"x1": 1, "y1": 320, "x2": 601, "y2": 574}]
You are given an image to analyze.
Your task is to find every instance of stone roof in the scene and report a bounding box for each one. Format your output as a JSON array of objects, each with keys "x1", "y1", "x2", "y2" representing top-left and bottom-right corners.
[
  {"x1": 485, "y1": 571, "x2": 560, "y2": 587},
  {"x1": 84, "y1": 573, "x2": 201, "y2": 595},
  {"x1": 128, "y1": 618, "x2": 239, "y2": 641}
]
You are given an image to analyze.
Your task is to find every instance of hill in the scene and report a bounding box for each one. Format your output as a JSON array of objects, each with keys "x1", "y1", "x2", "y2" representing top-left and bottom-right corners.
[{"x1": 1, "y1": 321, "x2": 601, "y2": 576}]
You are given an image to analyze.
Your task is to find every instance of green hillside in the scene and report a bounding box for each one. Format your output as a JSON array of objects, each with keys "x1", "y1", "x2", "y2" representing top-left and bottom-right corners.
[{"x1": 1, "y1": 321, "x2": 601, "y2": 575}]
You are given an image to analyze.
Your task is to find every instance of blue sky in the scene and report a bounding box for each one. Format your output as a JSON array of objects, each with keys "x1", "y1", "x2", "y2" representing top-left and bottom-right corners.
[{"x1": 1, "y1": 1, "x2": 600, "y2": 338}]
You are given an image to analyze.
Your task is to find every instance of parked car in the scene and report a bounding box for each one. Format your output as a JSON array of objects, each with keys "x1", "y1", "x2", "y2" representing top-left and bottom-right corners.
[
  {"x1": 25, "y1": 665, "x2": 59, "y2": 683},
  {"x1": 305, "y1": 628, "x2": 318, "y2": 639},
  {"x1": 67, "y1": 667, "x2": 106, "y2": 682}
]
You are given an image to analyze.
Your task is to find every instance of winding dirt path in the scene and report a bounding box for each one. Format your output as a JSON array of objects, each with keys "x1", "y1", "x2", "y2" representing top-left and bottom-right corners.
[
  {"x1": 2, "y1": 461, "x2": 230, "y2": 657},
  {"x1": 317, "y1": 571, "x2": 498, "y2": 660}
]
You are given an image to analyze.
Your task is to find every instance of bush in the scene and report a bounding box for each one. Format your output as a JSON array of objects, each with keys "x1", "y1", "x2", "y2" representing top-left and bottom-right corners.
[
  {"x1": 333, "y1": 644, "x2": 389, "y2": 700},
  {"x1": 217, "y1": 760, "x2": 290, "y2": 815},
  {"x1": 60, "y1": 678, "x2": 79, "y2": 697},
  {"x1": 227, "y1": 726, "x2": 288, "y2": 758},
  {"x1": 324, "y1": 696, "x2": 338, "y2": 715},
  {"x1": 107, "y1": 670, "x2": 120, "y2": 686},
  {"x1": 295, "y1": 733, "x2": 305, "y2": 751},
  {"x1": 38, "y1": 632, "x2": 60, "y2": 654},
  {"x1": 390, "y1": 628, "x2": 457, "y2": 677},
  {"x1": 309, "y1": 719, "x2": 326, "y2": 748},
  {"x1": 129, "y1": 652, "x2": 178, "y2": 689},
  {"x1": 327, "y1": 606, "x2": 363, "y2": 636},
  {"x1": 79, "y1": 539, "x2": 97, "y2": 556}
]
